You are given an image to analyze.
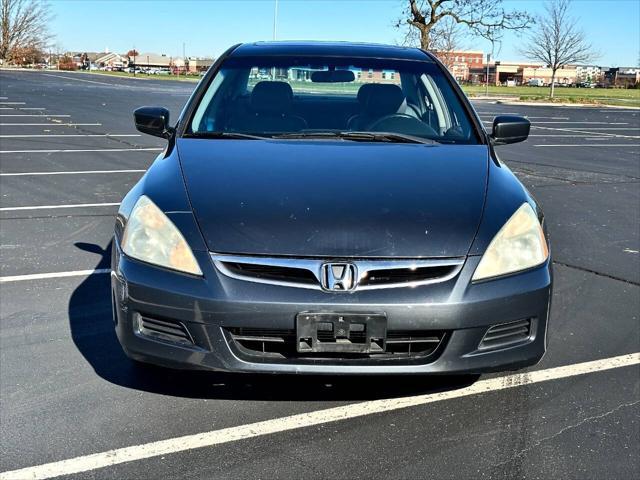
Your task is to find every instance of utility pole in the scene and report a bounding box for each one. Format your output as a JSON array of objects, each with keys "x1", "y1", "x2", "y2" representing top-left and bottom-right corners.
[{"x1": 273, "y1": 0, "x2": 279, "y2": 40}]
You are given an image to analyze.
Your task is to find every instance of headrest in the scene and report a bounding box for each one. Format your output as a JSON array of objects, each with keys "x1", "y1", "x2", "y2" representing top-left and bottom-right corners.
[
  {"x1": 356, "y1": 83, "x2": 377, "y2": 105},
  {"x1": 363, "y1": 84, "x2": 406, "y2": 116},
  {"x1": 251, "y1": 81, "x2": 294, "y2": 114}
]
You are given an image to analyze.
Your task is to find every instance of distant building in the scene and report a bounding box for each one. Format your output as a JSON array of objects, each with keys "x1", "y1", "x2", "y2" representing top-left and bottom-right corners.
[
  {"x1": 95, "y1": 52, "x2": 128, "y2": 69},
  {"x1": 470, "y1": 61, "x2": 578, "y2": 86},
  {"x1": 576, "y1": 65, "x2": 602, "y2": 83},
  {"x1": 187, "y1": 57, "x2": 215, "y2": 73},
  {"x1": 134, "y1": 52, "x2": 184, "y2": 71},
  {"x1": 432, "y1": 50, "x2": 484, "y2": 82},
  {"x1": 62, "y1": 52, "x2": 102, "y2": 69},
  {"x1": 521, "y1": 64, "x2": 578, "y2": 85},
  {"x1": 603, "y1": 67, "x2": 640, "y2": 87}
]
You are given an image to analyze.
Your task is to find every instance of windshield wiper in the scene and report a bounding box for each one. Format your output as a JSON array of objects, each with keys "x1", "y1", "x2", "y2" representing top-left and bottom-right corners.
[
  {"x1": 186, "y1": 131, "x2": 267, "y2": 140},
  {"x1": 273, "y1": 131, "x2": 435, "y2": 144}
]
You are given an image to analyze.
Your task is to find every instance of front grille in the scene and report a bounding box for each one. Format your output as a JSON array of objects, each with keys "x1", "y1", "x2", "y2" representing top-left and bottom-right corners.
[
  {"x1": 225, "y1": 327, "x2": 447, "y2": 364},
  {"x1": 222, "y1": 262, "x2": 317, "y2": 285},
  {"x1": 479, "y1": 319, "x2": 533, "y2": 350},
  {"x1": 213, "y1": 254, "x2": 464, "y2": 291},
  {"x1": 135, "y1": 314, "x2": 194, "y2": 346},
  {"x1": 360, "y1": 265, "x2": 458, "y2": 287}
]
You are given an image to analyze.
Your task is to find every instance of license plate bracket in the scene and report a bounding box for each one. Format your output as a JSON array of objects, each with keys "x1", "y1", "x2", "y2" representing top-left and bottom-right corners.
[{"x1": 296, "y1": 313, "x2": 387, "y2": 353}]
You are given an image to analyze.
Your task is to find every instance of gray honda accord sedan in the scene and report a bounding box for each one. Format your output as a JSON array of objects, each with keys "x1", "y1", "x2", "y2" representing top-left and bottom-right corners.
[{"x1": 111, "y1": 41, "x2": 552, "y2": 374}]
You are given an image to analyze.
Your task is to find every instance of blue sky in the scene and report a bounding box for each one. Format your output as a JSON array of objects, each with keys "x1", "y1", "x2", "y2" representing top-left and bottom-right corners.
[{"x1": 50, "y1": 0, "x2": 639, "y2": 67}]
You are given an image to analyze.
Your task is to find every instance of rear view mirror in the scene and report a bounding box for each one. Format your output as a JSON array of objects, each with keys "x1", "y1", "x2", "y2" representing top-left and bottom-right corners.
[
  {"x1": 491, "y1": 115, "x2": 530, "y2": 145},
  {"x1": 134, "y1": 106, "x2": 173, "y2": 138},
  {"x1": 311, "y1": 70, "x2": 355, "y2": 83}
]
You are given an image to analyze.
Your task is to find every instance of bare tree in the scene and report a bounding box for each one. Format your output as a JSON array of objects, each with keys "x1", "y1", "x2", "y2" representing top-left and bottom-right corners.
[
  {"x1": 521, "y1": 0, "x2": 595, "y2": 98},
  {"x1": 430, "y1": 17, "x2": 464, "y2": 70},
  {"x1": 0, "y1": 0, "x2": 52, "y2": 64},
  {"x1": 397, "y1": 0, "x2": 532, "y2": 51}
]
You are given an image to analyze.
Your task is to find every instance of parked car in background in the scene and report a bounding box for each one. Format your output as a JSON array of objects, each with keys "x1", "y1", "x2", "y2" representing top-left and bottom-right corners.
[
  {"x1": 528, "y1": 78, "x2": 545, "y2": 87},
  {"x1": 113, "y1": 41, "x2": 552, "y2": 376}
]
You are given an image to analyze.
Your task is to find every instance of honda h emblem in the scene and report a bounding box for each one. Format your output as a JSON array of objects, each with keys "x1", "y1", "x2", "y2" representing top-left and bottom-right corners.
[{"x1": 321, "y1": 263, "x2": 357, "y2": 291}]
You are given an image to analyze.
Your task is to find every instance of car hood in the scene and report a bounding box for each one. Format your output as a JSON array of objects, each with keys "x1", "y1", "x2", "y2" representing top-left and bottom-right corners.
[{"x1": 176, "y1": 139, "x2": 488, "y2": 258}]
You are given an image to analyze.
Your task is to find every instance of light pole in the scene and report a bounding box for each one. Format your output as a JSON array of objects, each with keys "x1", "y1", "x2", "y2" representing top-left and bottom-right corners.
[
  {"x1": 183, "y1": 42, "x2": 186, "y2": 76},
  {"x1": 485, "y1": 53, "x2": 491, "y2": 96},
  {"x1": 273, "y1": 0, "x2": 279, "y2": 40},
  {"x1": 270, "y1": 0, "x2": 279, "y2": 80}
]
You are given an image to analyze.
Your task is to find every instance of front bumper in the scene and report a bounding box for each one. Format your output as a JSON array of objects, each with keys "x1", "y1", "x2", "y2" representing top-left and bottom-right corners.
[{"x1": 111, "y1": 243, "x2": 552, "y2": 375}]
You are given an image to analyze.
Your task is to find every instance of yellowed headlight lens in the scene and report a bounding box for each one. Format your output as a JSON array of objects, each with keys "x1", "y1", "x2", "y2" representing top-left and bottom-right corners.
[
  {"x1": 472, "y1": 203, "x2": 548, "y2": 281},
  {"x1": 122, "y1": 196, "x2": 202, "y2": 275}
]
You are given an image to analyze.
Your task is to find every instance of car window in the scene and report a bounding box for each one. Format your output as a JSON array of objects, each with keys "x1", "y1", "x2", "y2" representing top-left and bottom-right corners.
[{"x1": 189, "y1": 56, "x2": 479, "y2": 144}]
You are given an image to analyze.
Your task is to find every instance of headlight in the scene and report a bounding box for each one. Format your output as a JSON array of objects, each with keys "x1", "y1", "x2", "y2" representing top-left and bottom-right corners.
[
  {"x1": 472, "y1": 203, "x2": 548, "y2": 281},
  {"x1": 121, "y1": 195, "x2": 202, "y2": 275}
]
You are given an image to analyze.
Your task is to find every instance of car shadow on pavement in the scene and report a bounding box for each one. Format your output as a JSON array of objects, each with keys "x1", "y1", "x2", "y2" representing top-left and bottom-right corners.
[{"x1": 69, "y1": 241, "x2": 480, "y2": 401}]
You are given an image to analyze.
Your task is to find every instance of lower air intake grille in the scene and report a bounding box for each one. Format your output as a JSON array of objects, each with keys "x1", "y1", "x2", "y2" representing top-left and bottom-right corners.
[
  {"x1": 479, "y1": 319, "x2": 533, "y2": 350},
  {"x1": 136, "y1": 314, "x2": 194, "y2": 346},
  {"x1": 225, "y1": 327, "x2": 447, "y2": 364}
]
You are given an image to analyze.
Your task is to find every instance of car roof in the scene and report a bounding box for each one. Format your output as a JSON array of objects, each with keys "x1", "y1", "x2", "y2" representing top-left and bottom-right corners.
[{"x1": 230, "y1": 41, "x2": 433, "y2": 62}]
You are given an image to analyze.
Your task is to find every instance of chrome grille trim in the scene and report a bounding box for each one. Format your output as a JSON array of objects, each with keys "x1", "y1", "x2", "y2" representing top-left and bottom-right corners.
[{"x1": 211, "y1": 253, "x2": 464, "y2": 291}]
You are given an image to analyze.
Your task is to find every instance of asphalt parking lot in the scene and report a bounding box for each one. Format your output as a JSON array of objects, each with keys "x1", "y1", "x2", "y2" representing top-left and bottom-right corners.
[{"x1": 0, "y1": 70, "x2": 638, "y2": 479}]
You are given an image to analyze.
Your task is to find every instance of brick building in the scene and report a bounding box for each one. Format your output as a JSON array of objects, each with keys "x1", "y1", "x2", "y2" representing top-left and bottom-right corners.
[{"x1": 432, "y1": 50, "x2": 484, "y2": 82}]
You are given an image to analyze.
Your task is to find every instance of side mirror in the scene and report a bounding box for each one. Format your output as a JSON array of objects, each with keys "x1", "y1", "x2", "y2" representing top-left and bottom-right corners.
[
  {"x1": 134, "y1": 106, "x2": 173, "y2": 138},
  {"x1": 491, "y1": 115, "x2": 530, "y2": 145}
]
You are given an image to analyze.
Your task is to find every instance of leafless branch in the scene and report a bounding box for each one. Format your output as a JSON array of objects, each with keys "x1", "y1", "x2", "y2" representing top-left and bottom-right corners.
[
  {"x1": 0, "y1": 0, "x2": 53, "y2": 63},
  {"x1": 520, "y1": 0, "x2": 596, "y2": 97},
  {"x1": 396, "y1": 0, "x2": 533, "y2": 50}
]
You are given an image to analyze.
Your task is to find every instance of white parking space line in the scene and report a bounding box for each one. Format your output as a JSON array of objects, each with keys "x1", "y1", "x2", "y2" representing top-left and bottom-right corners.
[
  {"x1": 41, "y1": 73, "x2": 133, "y2": 87},
  {"x1": 482, "y1": 120, "x2": 629, "y2": 125},
  {"x1": 0, "y1": 107, "x2": 47, "y2": 111},
  {"x1": 0, "y1": 353, "x2": 637, "y2": 480},
  {"x1": 0, "y1": 269, "x2": 111, "y2": 284},
  {"x1": 0, "y1": 123, "x2": 102, "y2": 126},
  {"x1": 0, "y1": 134, "x2": 140, "y2": 138},
  {"x1": 528, "y1": 135, "x2": 624, "y2": 138},
  {"x1": 532, "y1": 125, "x2": 640, "y2": 139},
  {"x1": 542, "y1": 127, "x2": 639, "y2": 131},
  {"x1": 0, "y1": 147, "x2": 162, "y2": 154},
  {"x1": 0, "y1": 101, "x2": 25, "y2": 105},
  {"x1": 0, "y1": 169, "x2": 145, "y2": 177},
  {"x1": 0, "y1": 202, "x2": 120, "y2": 212},
  {"x1": 534, "y1": 144, "x2": 640, "y2": 147},
  {"x1": 0, "y1": 114, "x2": 71, "y2": 117},
  {"x1": 480, "y1": 116, "x2": 570, "y2": 120}
]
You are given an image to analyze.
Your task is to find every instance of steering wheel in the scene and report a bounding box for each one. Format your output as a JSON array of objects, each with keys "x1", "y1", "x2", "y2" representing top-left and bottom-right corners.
[{"x1": 367, "y1": 114, "x2": 438, "y2": 137}]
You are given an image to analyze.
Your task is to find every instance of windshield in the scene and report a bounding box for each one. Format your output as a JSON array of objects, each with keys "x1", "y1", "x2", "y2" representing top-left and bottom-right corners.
[{"x1": 189, "y1": 55, "x2": 479, "y2": 144}]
